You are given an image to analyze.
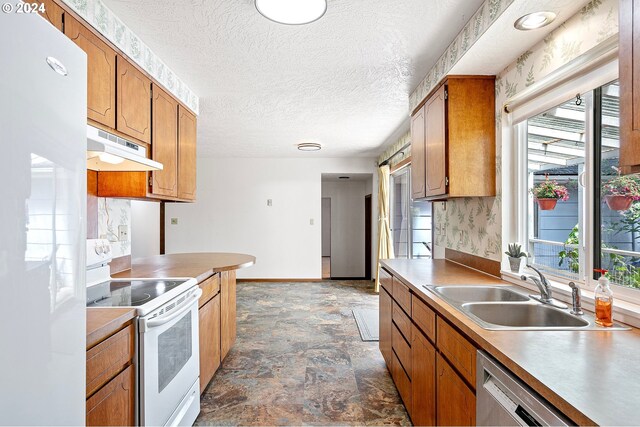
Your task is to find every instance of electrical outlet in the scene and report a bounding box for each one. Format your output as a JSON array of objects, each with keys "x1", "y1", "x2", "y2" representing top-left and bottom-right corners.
[
  {"x1": 118, "y1": 225, "x2": 128, "y2": 241},
  {"x1": 171, "y1": 218, "x2": 178, "y2": 225}
]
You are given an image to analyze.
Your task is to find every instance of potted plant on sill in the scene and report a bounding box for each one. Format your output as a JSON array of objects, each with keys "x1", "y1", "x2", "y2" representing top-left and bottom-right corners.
[
  {"x1": 602, "y1": 172, "x2": 640, "y2": 211},
  {"x1": 505, "y1": 243, "x2": 527, "y2": 273},
  {"x1": 531, "y1": 176, "x2": 569, "y2": 210}
]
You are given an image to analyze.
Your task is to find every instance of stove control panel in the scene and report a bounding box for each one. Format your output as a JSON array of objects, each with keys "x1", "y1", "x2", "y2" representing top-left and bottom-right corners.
[{"x1": 86, "y1": 238, "x2": 113, "y2": 267}]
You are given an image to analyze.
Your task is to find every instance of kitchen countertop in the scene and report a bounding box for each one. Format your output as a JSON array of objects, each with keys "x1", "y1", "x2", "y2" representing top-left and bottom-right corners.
[
  {"x1": 88, "y1": 252, "x2": 255, "y2": 348},
  {"x1": 381, "y1": 258, "x2": 640, "y2": 426},
  {"x1": 113, "y1": 252, "x2": 256, "y2": 283},
  {"x1": 86, "y1": 307, "x2": 137, "y2": 349}
]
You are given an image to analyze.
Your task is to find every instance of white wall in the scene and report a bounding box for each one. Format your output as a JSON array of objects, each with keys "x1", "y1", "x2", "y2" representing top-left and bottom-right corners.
[
  {"x1": 165, "y1": 157, "x2": 377, "y2": 279},
  {"x1": 322, "y1": 179, "x2": 370, "y2": 278},
  {"x1": 130, "y1": 200, "x2": 160, "y2": 259},
  {"x1": 321, "y1": 198, "x2": 331, "y2": 257}
]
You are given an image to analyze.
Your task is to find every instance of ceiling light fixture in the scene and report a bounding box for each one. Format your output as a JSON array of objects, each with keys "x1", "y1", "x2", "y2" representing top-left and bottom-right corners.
[
  {"x1": 514, "y1": 11, "x2": 556, "y2": 31},
  {"x1": 255, "y1": 0, "x2": 327, "y2": 25},
  {"x1": 297, "y1": 142, "x2": 322, "y2": 151}
]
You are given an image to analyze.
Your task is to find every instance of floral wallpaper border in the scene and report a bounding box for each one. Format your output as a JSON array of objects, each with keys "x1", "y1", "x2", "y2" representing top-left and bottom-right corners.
[
  {"x1": 409, "y1": 0, "x2": 515, "y2": 113},
  {"x1": 61, "y1": 0, "x2": 199, "y2": 114},
  {"x1": 378, "y1": 131, "x2": 411, "y2": 167}
]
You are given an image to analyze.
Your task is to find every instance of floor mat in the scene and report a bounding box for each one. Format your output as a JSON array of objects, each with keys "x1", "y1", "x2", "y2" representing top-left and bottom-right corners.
[{"x1": 352, "y1": 309, "x2": 379, "y2": 341}]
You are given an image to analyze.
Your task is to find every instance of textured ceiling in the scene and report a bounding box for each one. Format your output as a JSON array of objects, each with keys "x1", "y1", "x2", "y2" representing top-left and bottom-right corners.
[{"x1": 101, "y1": 0, "x2": 484, "y2": 158}]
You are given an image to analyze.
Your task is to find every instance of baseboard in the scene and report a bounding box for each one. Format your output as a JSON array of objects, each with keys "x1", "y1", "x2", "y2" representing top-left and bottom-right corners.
[
  {"x1": 444, "y1": 248, "x2": 501, "y2": 277},
  {"x1": 237, "y1": 278, "x2": 324, "y2": 283},
  {"x1": 330, "y1": 277, "x2": 369, "y2": 280}
]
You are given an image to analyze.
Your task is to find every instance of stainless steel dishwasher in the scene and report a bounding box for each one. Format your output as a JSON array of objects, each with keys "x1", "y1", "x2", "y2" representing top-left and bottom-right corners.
[{"x1": 477, "y1": 351, "x2": 571, "y2": 426}]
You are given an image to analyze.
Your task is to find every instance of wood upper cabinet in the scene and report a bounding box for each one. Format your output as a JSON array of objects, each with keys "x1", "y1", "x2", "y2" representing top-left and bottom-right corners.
[
  {"x1": 151, "y1": 84, "x2": 178, "y2": 197},
  {"x1": 86, "y1": 365, "x2": 135, "y2": 427},
  {"x1": 424, "y1": 85, "x2": 447, "y2": 197},
  {"x1": 410, "y1": 76, "x2": 495, "y2": 200},
  {"x1": 178, "y1": 106, "x2": 197, "y2": 200},
  {"x1": 220, "y1": 270, "x2": 237, "y2": 361},
  {"x1": 65, "y1": 15, "x2": 116, "y2": 128},
  {"x1": 619, "y1": 0, "x2": 640, "y2": 174},
  {"x1": 199, "y1": 293, "x2": 221, "y2": 394},
  {"x1": 35, "y1": 0, "x2": 64, "y2": 31},
  {"x1": 411, "y1": 106, "x2": 426, "y2": 199},
  {"x1": 436, "y1": 353, "x2": 475, "y2": 426},
  {"x1": 379, "y1": 286, "x2": 393, "y2": 366},
  {"x1": 411, "y1": 324, "x2": 436, "y2": 427},
  {"x1": 117, "y1": 56, "x2": 151, "y2": 143}
]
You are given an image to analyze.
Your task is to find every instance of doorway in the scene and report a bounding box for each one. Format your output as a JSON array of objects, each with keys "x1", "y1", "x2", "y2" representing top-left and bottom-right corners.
[{"x1": 321, "y1": 197, "x2": 331, "y2": 279}]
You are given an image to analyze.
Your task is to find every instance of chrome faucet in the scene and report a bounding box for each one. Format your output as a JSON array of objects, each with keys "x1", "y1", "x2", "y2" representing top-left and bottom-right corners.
[
  {"x1": 568, "y1": 282, "x2": 584, "y2": 315},
  {"x1": 521, "y1": 265, "x2": 568, "y2": 309}
]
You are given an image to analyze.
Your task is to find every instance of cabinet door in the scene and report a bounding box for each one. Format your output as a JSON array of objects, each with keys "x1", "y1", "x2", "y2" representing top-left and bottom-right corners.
[
  {"x1": 410, "y1": 106, "x2": 426, "y2": 199},
  {"x1": 436, "y1": 353, "x2": 475, "y2": 426},
  {"x1": 117, "y1": 56, "x2": 151, "y2": 143},
  {"x1": 151, "y1": 84, "x2": 178, "y2": 197},
  {"x1": 199, "y1": 294, "x2": 221, "y2": 394},
  {"x1": 35, "y1": 0, "x2": 64, "y2": 31},
  {"x1": 86, "y1": 365, "x2": 135, "y2": 426},
  {"x1": 178, "y1": 106, "x2": 197, "y2": 200},
  {"x1": 220, "y1": 270, "x2": 237, "y2": 360},
  {"x1": 379, "y1": 286, "x2": 393, "y2": 366},
  {"x1": 619, "y1": 0, "x2": 640, "y2": 174},
  {"x1": 65, "y1": 15, "x2": 116, "y2": 128},
  {"x1": 424, "y1": 85, "x2": 447, "y2": 197},
  {"x1": 411, "y1": 325, "x2": 436, "y2": 427}
]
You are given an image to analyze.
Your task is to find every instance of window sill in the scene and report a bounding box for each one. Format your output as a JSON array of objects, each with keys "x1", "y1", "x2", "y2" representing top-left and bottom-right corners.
[{"x1": 501, "y1": 270, "x2": 640, "y2": 329}]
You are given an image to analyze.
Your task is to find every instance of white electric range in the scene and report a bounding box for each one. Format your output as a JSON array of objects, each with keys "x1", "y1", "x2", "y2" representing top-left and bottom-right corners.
[{"x1": 86, "y1": 239, "x2": 201, "y2": 427}]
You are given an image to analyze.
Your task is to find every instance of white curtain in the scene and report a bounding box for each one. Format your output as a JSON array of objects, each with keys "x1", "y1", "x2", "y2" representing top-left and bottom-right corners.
[{"x1": 375, "y1": 164, "x2": 394, "y2": 292}]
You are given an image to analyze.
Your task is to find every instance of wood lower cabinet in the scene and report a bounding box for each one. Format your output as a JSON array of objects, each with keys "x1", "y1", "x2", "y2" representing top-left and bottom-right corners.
[
  {"x1": 151, "y1": 84, "x2": 178, "y2": 197},
  {"x1": 86, "y1": 365, "x2": 135, "y2": 427},
  {"x1": 199, "y1": 293, "x2": 221, "y2": 394},
  {"x1": 436, "y1": 353, "x2": 475, "y2": 426},
  {"x1": 35, "y1": 0, "x2": 64, "y2": 31},
  {"x1": 178, "y1": 106, "x2": 197, "y2": 200},
  {"x1": 379, "y1": 286, "x2": 393, "y2": 366},
  {"x1": 65, "y1": 15, "x2": 116, "y2": 128},
  {"x1": 117, "y1": 56, "x2": 151, "y2": 143},
  {"x1": 220, "y1": 270, "x2": 237, "y2": 360},
  {"x1": 410, "y1": 76, "x2": 495, "y2": 200},
  {"x1": 619, "y1": 0, "x2": 640, "y2": 174},
  {"x1": 411, "y1": 324, "x2": 436, "y2": 427}
]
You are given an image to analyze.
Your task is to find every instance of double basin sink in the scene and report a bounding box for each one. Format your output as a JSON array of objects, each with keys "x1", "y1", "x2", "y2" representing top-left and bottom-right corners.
[{"x1": 425, "y1": 285, "x2": 629, "y2": 330}]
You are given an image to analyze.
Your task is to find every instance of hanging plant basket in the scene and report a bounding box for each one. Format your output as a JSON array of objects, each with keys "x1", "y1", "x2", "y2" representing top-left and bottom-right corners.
[
  {"x1": 604, "y1": 195, "x2": 633, "y2": 211},
  {"x1": 536, "y1": 198, "x2": 558, "y2": 210}
]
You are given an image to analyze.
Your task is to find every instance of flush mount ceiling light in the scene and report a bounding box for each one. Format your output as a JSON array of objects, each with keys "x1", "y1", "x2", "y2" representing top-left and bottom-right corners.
[
  {"x1": 514, "y1": 11, "x2": 556, "y2": 30},
  {"x1": 297, "y1": 142, "x2": 322, "y2": 151},
  {"x1": 255, "y1": 0, "x2": 327, "y2": 25}
]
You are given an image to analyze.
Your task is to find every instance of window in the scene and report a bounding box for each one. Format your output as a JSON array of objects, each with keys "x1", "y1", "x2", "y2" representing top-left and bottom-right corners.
[
  {"x1": 515, "y1": 73, "x2": 640, "y2": 298},
  {"x1": 390, "y1": 166, "x2": 432, "y2": 259}
]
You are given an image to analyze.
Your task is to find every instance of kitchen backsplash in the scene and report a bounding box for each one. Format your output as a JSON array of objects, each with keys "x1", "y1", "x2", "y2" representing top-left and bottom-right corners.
[
  {"x1": 435, "y1": 0, "x2": 618, "y2": 262},
  {"x1": 97, "y1": 198, "x2": 131, "y2": 258}
]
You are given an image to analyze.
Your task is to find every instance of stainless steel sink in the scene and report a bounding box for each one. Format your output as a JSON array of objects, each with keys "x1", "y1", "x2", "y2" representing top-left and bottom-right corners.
[
  {"x1": 463, "y1": 302, "x2": 590, "y2": 329},
  {"x1": 424, "y1": 284, "x2": 630, "y2": 331},
  {"x1": 431, "y1": 285, "x2": 530, "y2": 303}
]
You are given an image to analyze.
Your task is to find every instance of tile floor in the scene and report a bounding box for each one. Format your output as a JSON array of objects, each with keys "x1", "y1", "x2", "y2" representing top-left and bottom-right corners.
[{"x1": 196, "y1": 280, "x2": 411, "y2": 426}]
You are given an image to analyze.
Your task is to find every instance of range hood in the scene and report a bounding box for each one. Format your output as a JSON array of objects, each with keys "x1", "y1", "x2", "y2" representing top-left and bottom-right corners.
[{"x1": 86, "y1": 125, "x2": 163, "y2": 171}]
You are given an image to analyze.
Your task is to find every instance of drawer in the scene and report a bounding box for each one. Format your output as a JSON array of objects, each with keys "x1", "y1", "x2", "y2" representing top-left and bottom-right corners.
[
  {"x1": 391, "y1": 351, "x2": 412, "y2": 415},
  {"x1": 86, "y1": 323, "x2": 134, "y2": 397},
  {"x1": 392, "y1": 322, "x2": 412, "y2": 378},
  {"x1": 199, "y1": 273, "x2": 220, "y2": 307},
  {"x1": 392, "y1": 301, "x2": 412, "y2": 343},
  {"x1": 412, "y1": 295, "x2": 436, "y2": 342},
  {"x1": 436, "y1": 317, "x2": 476, "y2": 387},
  {"x1": 392, "y1": 278, "x2": 411, "y2": 315},
  {"x1": 379, "y1": 268, "x2": 393, "y2": 294}
]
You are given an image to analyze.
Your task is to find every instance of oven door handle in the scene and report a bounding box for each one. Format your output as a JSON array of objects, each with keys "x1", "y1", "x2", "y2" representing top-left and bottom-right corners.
[{"x1": 141, "y1": 288, "x2": 202, "y2": 331}]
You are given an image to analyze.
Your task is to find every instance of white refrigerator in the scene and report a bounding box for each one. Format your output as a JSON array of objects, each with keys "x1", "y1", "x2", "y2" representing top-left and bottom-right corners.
[{"x1": 0, "y1": 11, "x2": 87, "y2": 425}]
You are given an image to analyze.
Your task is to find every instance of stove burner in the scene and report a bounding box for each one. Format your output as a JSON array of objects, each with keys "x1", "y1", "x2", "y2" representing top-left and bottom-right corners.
[{"x1": 131, "y1": 293, "x2": 151, "y2": 305}]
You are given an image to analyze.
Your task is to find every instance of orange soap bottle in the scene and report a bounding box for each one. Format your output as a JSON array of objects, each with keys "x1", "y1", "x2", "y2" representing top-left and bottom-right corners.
[{"x1": 594, "y1": 269, "x2": 613, "y2": 327}]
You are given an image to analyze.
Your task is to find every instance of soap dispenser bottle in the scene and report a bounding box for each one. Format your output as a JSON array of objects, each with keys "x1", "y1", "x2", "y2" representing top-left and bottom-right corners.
[{"x1": 594, "y1": 269, "x2": 613, "y2": 327}]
